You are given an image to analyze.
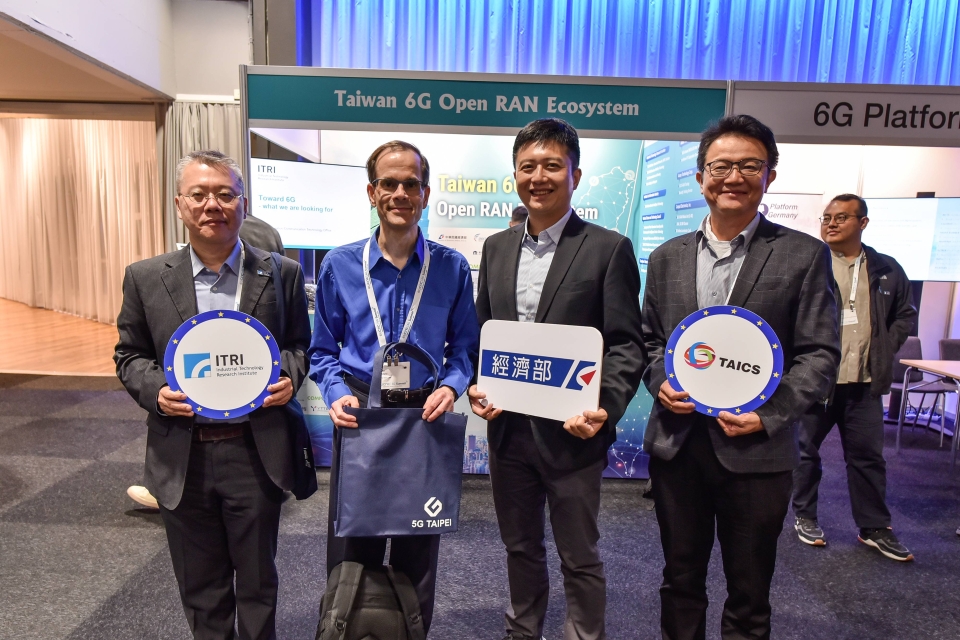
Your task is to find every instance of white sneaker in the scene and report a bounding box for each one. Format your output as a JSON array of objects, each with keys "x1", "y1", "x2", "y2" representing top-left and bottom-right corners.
[{"x1": 127, "y1": 485, "x2": 159, "y2": 510}]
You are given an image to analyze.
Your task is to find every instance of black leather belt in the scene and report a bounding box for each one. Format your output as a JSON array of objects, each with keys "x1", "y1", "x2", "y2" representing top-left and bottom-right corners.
[
  {"x1": 344, "y1": 373, "x2": 433, "y2": 407},
  {"x1": 192, "y1": 422, "x2": 249, "y2": 442}
]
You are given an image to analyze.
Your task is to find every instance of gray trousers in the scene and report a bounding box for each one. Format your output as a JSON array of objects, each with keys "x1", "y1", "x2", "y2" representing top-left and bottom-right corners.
[{"x1": 489, "y1": 416, "x2": 607, "y2": 640}]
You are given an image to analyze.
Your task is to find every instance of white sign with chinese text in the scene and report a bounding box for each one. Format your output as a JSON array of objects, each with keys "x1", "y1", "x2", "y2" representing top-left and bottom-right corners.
[{"x1": 477, "y1": 320, "x2": 603, "y2": 422}]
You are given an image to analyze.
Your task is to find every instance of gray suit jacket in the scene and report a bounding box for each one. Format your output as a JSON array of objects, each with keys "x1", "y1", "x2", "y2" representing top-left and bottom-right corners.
[
  {"x1": 641, "y1": 217, "x2": 840, "y2": 473},
  {"x1": 114, "y1": 242, "x2": 311, "y2": 509},
  {"x1": 476, "y1": 214, "x2": 646, "y2": 471}
]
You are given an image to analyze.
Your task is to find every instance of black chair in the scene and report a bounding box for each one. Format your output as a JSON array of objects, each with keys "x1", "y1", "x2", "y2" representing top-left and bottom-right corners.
[
  {"x1": 937, "y1": 339, "x2": 960, "y2": 442},
  {"x1": 940, "y1": 338, "x2": 960, "y2": 362},
  {"x1": 893, "y1": 337, "x2": 949, "y2": 452}
]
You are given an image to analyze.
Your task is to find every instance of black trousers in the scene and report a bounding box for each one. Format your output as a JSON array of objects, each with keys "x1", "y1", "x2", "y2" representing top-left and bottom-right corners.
[
  {"x1": 792, "y1": 383, "x2": 891, "y2": 529},
  {"x1": 326, "y1": 380, "x2": 441, "y2": 632},
  {"x1": 649, "y1": 424, "x2": 793, "y2": 640},
  {"x1": 159, "y1": 428, "x2": 284, "y2": 640},
  {"x1": 489, "y1": 415, "x2": 607, "y2": 640}
]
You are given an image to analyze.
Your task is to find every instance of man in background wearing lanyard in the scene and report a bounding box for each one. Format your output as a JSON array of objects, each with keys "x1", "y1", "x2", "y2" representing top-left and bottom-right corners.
[
  {"x1": 309, "y1": 140, "x2": 479, "y2": 632},
  {"x1": 115, "y1": 151, "x2": 311, "y2": 639},
  {"x1": 792, "y1": 194, "x2": 917, "y2": 561},
  {"x1": 641, "y1": 115, "x2": 839, "y2": 639}
]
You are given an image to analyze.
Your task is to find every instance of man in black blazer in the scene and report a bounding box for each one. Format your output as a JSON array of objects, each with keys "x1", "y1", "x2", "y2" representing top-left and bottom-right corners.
[
  {"x1": 641, "y1": 115, "x2": 840, "y2": 639},
  {"x1": 469, "y1": 119, "x2": 645, "y2": 640},
  {"x1": 115, "y1": 151, "x2": 310, "y2": 640}
]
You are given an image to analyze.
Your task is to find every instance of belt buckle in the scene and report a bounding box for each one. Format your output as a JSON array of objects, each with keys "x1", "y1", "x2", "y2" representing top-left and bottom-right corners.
[{"x1": 386, "y1": 389, "x2": 409, "y2": 403}]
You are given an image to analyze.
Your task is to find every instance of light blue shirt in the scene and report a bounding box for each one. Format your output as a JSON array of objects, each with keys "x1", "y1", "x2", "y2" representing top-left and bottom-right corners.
[
  {"x1": 516, "y1": 210, "x2": 573, "y2": 322},
  {"x1": 190, "y1": 241, "x2": 242, "y2": 313},
  {"x1": 189, "y1": 241, "x2": 244, "y2": 423}
]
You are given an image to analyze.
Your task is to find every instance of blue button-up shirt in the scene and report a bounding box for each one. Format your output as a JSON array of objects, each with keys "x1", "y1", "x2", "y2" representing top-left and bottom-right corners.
[{"x1": 309, "y1": 229, "x2": 479, "y2": 406}]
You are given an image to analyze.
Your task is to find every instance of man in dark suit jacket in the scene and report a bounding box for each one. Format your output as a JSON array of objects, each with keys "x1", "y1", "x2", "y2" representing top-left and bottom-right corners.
[
  {"x1": 115, "y1": 151, "x2": 310, "y2": 640},
  {"x1": 469, "y1": 119, "x2": 645, "y2": 640},
  {"x1": 642, "y1": 115, "x2": 840, "y2": 639}
]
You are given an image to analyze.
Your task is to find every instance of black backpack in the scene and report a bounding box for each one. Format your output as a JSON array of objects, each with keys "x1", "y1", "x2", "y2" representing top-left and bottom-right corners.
[{"x1": 316, "y1": 562, "x2": 426, "y2": 640}]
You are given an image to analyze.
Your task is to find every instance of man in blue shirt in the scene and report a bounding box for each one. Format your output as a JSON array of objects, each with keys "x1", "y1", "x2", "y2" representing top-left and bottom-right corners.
[{"x1": 309, "y1": 140, "x2": 479, "y2": 631}]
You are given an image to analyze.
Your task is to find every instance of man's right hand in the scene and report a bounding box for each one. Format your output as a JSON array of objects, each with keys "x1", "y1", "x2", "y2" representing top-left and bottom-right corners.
[
  {"x1": 658, "y1": 380, "x2": 696, "y2": 414},
  {"x1": 467, "y1": 384, "x2": 502, "y2": 420},
  {"x1": 158, "y1": 386, "x2": 195, "y2": 417},
  {"x1": 329, "y1": 395, "x2": 360, "y2": 428}
]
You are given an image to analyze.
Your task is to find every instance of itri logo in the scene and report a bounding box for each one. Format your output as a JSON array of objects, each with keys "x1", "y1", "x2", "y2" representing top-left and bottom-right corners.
[
  {"x1": 683, "y1": 342, "x2": 716, "y2": 370},
  {"x1": 183, "y1": 353, "x2": 212, "y2": 379}
]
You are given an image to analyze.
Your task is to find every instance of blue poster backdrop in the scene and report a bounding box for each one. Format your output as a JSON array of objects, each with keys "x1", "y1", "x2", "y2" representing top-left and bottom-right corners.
[{"x1": 249, "y1": 68, "x2": 727, "y2": 478}]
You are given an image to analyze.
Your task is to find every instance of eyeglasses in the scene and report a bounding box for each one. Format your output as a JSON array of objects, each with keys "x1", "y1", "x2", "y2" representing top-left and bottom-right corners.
[
  {"x1": 819, "y1": 214, "x2": 860, "y2": 225},
  {"x1": 179, "y1": 192, "x2": 243, "y2": 206},
  {"x1": 703, "y1": 158, "x2": 767, "y2": 178},
  {"x1": 371, "y1": 178, "x2": 424, "y2": 194}
]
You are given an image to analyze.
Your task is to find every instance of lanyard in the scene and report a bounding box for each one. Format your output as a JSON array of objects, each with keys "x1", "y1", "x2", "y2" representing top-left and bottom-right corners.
[
  {"x1": 848, "y1": 251, "x2": 864, "y2": 310},
  {"x1": 362, "y1": 232, "x2": 431, "y2": 347},
  {"x1": 234, "y1": 242, "x2": 245, "y2": 311}
]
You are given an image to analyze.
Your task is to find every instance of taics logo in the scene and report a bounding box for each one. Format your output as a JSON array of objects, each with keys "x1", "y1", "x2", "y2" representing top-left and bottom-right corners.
[{"x1": 683, "y1": 342, "x2": 716, "y2": 370}]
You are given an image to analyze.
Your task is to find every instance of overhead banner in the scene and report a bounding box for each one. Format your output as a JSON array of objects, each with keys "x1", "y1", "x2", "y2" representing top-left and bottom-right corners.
[
  {"x1": 245, "y1": 67, "x2": 726, "y2": 139},
  {"x1": 731, "y1": 81, "x2": 960, "y2": 146}
]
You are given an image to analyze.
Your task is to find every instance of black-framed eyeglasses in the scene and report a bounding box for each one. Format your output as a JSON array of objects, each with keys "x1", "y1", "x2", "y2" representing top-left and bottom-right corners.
[
  {"x1": 371, "y1": 178, "x2": 425, "y2": 194},
  {"x1": 819, "y1": 214, "x2": 860, "y2": 225},
  {"x1": 179, "y1": 192, "x2": 243, "y2": 206},
  {"x1": 703, "y1": 158, "x2": 767, "y2": 178}
]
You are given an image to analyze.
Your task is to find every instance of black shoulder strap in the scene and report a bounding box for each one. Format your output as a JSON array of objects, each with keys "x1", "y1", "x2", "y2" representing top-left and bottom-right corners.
[
  {"x1": 270, "y1": 252, "x2": 286, "y2": 345},
  {"x1": 319, "y1": 562, "x2": 364, "y2": 640},
  {"x1": 385, "y1": 567, "x2": 426, "y2": 640}
]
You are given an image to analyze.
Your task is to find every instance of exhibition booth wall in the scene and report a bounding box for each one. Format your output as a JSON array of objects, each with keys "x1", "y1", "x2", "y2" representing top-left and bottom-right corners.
[{"x1": 243, "y1": 67, "x2": 960, "y2": 478}]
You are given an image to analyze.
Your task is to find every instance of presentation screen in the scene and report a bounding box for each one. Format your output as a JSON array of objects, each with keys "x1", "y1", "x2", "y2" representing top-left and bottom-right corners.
[
  {"x1": 249, "y1": 159, "x2": 371, "y2": 249},
  {"x1": 863, "y1": 198, "x2": 960, "y2": 281}
]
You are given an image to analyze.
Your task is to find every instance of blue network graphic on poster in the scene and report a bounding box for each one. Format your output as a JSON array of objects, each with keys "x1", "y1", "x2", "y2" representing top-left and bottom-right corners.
[{"x1": 285, "y1": 131, "x2": 708, "y2": 478}]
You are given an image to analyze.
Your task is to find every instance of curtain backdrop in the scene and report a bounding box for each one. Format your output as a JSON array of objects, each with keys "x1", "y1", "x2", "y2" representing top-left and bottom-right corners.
[
  {"x1": 0, "y1": 118, "x2": 162, "y2": 325},
  {"x1": 159, "y1": 101, "x2": 243, "y2": 250},
  {"x1": 299, "y1": 0, "x2": 960, "y2": 85}
]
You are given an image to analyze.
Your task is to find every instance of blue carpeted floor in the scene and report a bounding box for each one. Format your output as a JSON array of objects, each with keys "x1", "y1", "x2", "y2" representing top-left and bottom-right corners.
[{"x1": 1, "y1": 373, "x2": 959, "y2": 639}]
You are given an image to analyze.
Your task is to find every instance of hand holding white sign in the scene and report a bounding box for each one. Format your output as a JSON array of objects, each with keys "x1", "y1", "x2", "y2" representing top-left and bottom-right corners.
[{"x1": 476, "y1": 321, "x2": 603, "y2": 423}]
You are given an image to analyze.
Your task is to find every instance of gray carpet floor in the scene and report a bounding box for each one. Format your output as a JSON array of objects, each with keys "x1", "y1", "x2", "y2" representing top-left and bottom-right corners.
[{"x1": 2, "y1": 373, "x2": 960, "y2": 639}]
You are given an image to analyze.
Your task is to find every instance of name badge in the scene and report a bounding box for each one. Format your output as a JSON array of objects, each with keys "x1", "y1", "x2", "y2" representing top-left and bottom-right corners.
[
  {"x1": 842, "y1": 309, "x2": 859, "y2": 326},
  {"x1": 381, "y1": 362, "x2": 411, "y2": 390}
]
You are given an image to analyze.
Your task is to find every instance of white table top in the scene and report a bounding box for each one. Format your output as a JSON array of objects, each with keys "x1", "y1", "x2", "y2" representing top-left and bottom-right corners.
[{"x1": 900, "y1": 359, "x2": 960, "y2": 380}]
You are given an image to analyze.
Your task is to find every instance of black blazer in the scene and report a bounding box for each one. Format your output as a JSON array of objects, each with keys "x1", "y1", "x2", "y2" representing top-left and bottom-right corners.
[
  {"x1": 476, "y1": 214, "x2": 646, "y2": 471},
  {"x1": 641, "y1": 217, "x2": 841, "y2": 473},
  {"x1": 114, "y1": 242, "x2": 311, "y2": 509}
]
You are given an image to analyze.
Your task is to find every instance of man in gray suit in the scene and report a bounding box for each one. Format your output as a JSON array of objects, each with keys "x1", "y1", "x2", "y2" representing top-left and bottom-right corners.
[
  {"x1": 115, "y1": 150, "x2": 311, "y2": 640},
  {"x1": 641, "y1": 115, "x2": 840, "y2": 639},
  {"x1": 126, "y1": 212, "x2": 285, "y2": 512},
  {"x1": 469, "y1": 119, "x2": 645, "y2": 640}
]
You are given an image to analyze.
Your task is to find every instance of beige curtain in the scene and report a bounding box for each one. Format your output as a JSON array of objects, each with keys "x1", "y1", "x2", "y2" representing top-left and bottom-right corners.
[
  {"x1": 0, "y1": 118, "x2": 163, "y2": 324},
  {"x1": 160, "y1": 101, "x2": 243, "y2": 250}
]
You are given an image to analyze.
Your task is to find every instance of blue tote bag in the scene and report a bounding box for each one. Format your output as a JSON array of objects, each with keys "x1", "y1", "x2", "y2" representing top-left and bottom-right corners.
[{"x1": 334, "y1": 342, "x2": 467, "y2": 537}]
